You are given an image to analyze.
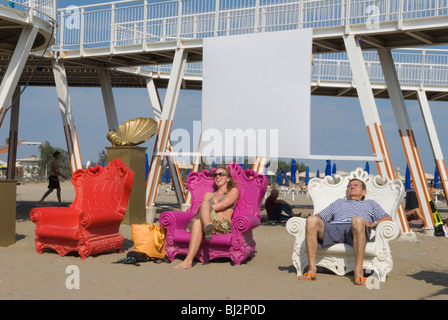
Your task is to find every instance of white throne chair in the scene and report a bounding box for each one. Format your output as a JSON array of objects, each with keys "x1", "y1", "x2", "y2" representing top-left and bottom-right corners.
[{"x1": 286, "y1": 168, "x2": 405, "y2": 282}]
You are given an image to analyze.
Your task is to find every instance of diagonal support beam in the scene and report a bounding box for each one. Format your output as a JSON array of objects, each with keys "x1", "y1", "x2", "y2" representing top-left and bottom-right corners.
[
  {"x1": 343, "y1": 35, "x2": 410, "y2": 234},
  {"x1": 146, "y1": 77, "x2": 186, "y2": 208},
  {"x1": 98, "y1": 68, "x2": 119, "y2": 132},
  {"x1": 0, "y1": 25, "x2": 39, "y2": 128},
  {"x1": 52, "y1": 59, "x2": 83, "y2": 174},
  {"x1": 378, "y1": 48, "x2": 434, "y2": 230},
  {"x1": 416, "y1": 89, "x2": 448, "y2": 208},
  {"x1": 145, "y1": 48, "x2": 188, "y2": 210}
]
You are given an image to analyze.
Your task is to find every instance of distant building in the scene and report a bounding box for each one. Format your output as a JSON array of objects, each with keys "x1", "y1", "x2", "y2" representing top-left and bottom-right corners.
[{"x1": 17, "y1": 155, "x2": 40, "y2": 167}]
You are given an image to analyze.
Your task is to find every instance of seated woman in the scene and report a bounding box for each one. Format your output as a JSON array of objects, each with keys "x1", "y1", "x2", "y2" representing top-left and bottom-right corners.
[{"x1": 174, "y1": 166, "x2": 239, "y2": 270}]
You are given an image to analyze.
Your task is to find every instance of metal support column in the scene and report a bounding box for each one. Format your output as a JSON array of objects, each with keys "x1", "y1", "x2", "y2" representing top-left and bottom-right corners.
[
  {"x1": 52, "y1": 59, "x2": 83, "y2": 174},
  {"x1": 145, "y1": 48, "x2": 188, "y2": 211},
  {"x1": 0, "y1": 26, "x2": 39, "y2": 127},
  {"x1": 145, "y1": 77, "x2": 186, "y2": 208},
  {"x1": 343, "y1": 35, "x2": 410, "y2": 233},
  {"x1": 6, "y1": 87, "x2": 21, "y2": 180},
  {"x1": 416, "y1": 89, "x2": 448, "y2": 205},
  {"x1": 378, "y1": 48, "x2": 434, "y2": 230},
  {"x1": 98, "y1": 68, "x2": 119, "y2": 132}
]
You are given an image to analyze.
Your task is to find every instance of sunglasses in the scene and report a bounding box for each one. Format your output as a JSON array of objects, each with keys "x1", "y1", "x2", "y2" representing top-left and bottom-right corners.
[{"x1": 214, "y1": 172, "x2": 228, "y2": 177}]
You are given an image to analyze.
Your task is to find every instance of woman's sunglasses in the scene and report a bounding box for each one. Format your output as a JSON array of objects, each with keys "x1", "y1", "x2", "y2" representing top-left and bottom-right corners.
[{"x1": 214, "y1": 172, "x2": 228, "y2": 177}]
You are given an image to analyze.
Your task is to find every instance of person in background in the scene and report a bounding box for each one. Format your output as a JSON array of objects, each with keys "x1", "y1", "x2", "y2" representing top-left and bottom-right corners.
[
  {"x1": 265, "y1": 189, "x2": 300, "y2": 221},
  {"x1": 39, "y1": 151, "x2": 67, "y2": 206}
]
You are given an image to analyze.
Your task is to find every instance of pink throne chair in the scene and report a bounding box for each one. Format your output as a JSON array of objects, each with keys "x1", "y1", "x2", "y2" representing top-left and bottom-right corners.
[
  {"x1": 30, "y1": 159, "x2": 134, "y2": 260},
  {"x1": 159, "y1": 162, "x2": 268, "y2": 265}
]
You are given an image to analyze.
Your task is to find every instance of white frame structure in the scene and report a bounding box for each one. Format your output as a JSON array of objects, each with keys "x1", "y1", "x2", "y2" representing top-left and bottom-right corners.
[{"x1": 2, "y1": 0, "x2": 448, "y2": 231}]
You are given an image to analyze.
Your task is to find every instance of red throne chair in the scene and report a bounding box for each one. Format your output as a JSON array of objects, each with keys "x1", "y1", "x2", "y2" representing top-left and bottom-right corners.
[
  {"x1": 30, "y1": 159, "x2": 134, "y2": 260},
  {"x1": 159, "y1": 162, "x2": 268, "y2": 265}
]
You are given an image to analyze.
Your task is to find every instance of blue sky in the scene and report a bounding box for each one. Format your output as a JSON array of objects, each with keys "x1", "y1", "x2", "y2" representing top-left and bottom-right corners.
[{"x1": 0, "y1": 0, "x2": 447, "y2": 177}]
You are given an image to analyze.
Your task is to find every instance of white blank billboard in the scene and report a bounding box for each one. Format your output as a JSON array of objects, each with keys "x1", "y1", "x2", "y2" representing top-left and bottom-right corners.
[{"x1": 201, "y1": 29, "x2": 313, "y2": 160}]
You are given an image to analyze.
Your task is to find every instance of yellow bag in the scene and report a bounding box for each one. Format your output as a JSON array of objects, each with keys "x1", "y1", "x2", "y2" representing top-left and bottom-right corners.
[{"x1": 131, "y1": 223, "x2": 166, "y2": 259}]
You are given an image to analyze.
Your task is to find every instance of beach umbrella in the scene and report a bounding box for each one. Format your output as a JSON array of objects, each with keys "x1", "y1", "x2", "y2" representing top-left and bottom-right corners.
[
  {"x1": 264, "y1": 162, "x2": 269, "y2": 177},
  {"x1": 283, "y1": 168, "x2": 287, "y2": 185},
  {"x1": 325, "y1": 160, "x2": 331, "y2": 176},
  {"x1": 316, "y1": 169, "x2": 320, "y2": 179},
  {"x1": 305, "y1": 166, "x2": 310, "y2": 185},
  {"x1": 276, "y1": 171, "x2": 282, "y2": 185},
  {"x1": 405, "y1": 164, "x2": 411, "y2": 190},
  {"x1": 332, "y1": 162, "x2": 337, "y2": 174},
  {"x1": 291, "y1": 159, "x2": 297, "y2": 183},
  {"x1": 165, "y1": 167, "x2": 170, "y2": 183},
  {"x1": 365, "y1": 161, "x2": 370, "y2": 174},
  {"x1": 434, "y1": 166, "x2": 440, "y2": 188},
  {"x1": 214, "y1": 157, "x2": 220, "y2": 168},
  {"x1": 238, "y1": 157, "x2": 243, "y2": 168}
]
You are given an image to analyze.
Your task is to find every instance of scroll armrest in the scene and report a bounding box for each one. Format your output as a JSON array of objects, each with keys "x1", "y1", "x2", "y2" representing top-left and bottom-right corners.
[
  {"x1": 231, "y1": 214, "x2": 260, "y2": 235},
  {"x1": 30, "y1": 207, "x2": 80, "y2": 228},
  {"x1": 374, "y1": 221, "x2": 401, "y2": 248},
  {"x1": 79, "y1": 210, "x2": 125, "y2": 228},
  {"x1": 159, "y1": 211, "x2": 195, "y2": 232}
]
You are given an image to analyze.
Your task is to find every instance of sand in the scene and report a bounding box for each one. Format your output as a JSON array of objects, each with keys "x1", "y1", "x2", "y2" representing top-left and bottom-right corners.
[{"x1": 1, "y1": 181, "x2": 448, "y2": 301}]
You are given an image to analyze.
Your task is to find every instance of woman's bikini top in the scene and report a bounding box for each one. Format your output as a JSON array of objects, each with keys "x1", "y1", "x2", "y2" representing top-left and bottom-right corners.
[{"x1": 209, "y1": 191, "x2": 236, "y2": 209}]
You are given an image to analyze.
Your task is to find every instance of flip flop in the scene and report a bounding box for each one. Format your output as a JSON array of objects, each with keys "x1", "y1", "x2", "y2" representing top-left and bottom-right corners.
[
  {"x1": 354, "y1": 276, "x2": 367, "y2": 286},
  {"x1": 203, "y1": 223, "x2": 214, "y2": 241},
  {"x1": 298, "y1": 272, "x2": 316, "y2": 281}
]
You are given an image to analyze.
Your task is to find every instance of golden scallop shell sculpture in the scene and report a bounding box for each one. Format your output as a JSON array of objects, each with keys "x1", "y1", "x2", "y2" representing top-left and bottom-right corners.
[{"x1": 107, "y1": 117, "x2": 158, "y2": 147}]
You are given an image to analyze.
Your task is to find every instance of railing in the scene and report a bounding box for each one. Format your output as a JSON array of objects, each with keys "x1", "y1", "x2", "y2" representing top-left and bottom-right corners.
[
  {"x1": 55, "y1": 0, "x2": 448, "y2": 51},
  {"x1": 313, "y1": 48, "x2": 448, "y2": 87},
  {"x1": 144, "y1": 48, "x2": 448, "y2": 89},
  {"x1": 4, "y1": 0, "x2": 57, "y2": 22}
]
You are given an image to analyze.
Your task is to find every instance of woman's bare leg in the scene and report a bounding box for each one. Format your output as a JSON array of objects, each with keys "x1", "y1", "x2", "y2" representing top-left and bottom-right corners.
[{"x1": 174, "y1": 219, "x2": 203, "y2": 270}]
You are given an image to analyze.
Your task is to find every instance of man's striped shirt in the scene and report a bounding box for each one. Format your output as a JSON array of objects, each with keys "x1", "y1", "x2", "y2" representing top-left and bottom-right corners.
[{"x1": 317, "y1": 198, "x2": 389, "y2": 224}]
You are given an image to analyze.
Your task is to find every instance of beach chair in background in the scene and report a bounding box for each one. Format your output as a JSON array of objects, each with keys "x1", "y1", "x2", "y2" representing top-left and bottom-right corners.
[
  {"x1": 159, "y1": 162, "x2": 268, "y2": 265},
  {"x1": 30, "y1": 159, "x2": 134, "y2": 260},
  {"x1": 286, "y1": 167, "x2": 405, "y2": 282}
]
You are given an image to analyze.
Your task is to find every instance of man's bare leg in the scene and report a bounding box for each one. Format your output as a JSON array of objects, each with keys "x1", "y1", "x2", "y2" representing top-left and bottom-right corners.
[
  {"x1": 300, "y1": 215, "x2": 325, "y2": 279},
  {"x1": 351, "y1": 217, "x2": 367, "y2": 285}
]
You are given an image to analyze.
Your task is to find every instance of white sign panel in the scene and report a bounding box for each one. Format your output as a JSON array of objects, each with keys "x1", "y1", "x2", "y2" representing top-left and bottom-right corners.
[{"x1": 201, "y1": 29, "x2": 313, "y2": 160}]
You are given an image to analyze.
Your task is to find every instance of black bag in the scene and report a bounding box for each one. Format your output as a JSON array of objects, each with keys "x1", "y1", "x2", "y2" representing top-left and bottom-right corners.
[
  {"x1": 112, "y1": 251, "x2": 150, "y2": 266},
  {"x1": 434, "y1": 225, "x2": 445, "y2": 237}
]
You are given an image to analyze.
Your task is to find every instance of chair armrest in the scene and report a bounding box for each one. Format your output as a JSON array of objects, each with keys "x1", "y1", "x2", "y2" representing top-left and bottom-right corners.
[
  {"x1": 286, "y1": 217, "x2": 307, "y2": 241},
  {"x1": 79, "y1": 210, "x2": 125, "y2": 228},
  {"x1": 374, "y1": 221, "x2": 401, "y2": 247},
  {"x1": 159, "y1": 211, "x2": 194, "y2": 232},
  {"x1": 231, "y1": 214, "x2": 260, "y2": 234},
  {"x1": 30, "y1": 207, "x2": 80, "y2": 228}
]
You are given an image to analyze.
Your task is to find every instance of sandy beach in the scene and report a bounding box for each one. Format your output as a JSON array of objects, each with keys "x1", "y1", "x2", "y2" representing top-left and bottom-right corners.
[{"x1": 1, "y1": 181, "x2": 448, "y2": 302}]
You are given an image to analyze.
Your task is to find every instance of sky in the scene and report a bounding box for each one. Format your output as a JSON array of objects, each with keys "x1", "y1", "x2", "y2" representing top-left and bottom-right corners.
[{"x1": 1, "y1": 0, "x2": 447, "y2": 177}]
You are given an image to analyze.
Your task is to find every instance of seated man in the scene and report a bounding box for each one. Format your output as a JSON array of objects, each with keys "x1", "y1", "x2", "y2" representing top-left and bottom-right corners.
[
  {"x1": 300, "y1": 178, "x2": 392, "y2": 286},
  {"x1": 404, "y1": 185, "x2": 424, "y2": 225},
  {"x1": 265, "y1": 189, "x2": 300, "y2": 221}
]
